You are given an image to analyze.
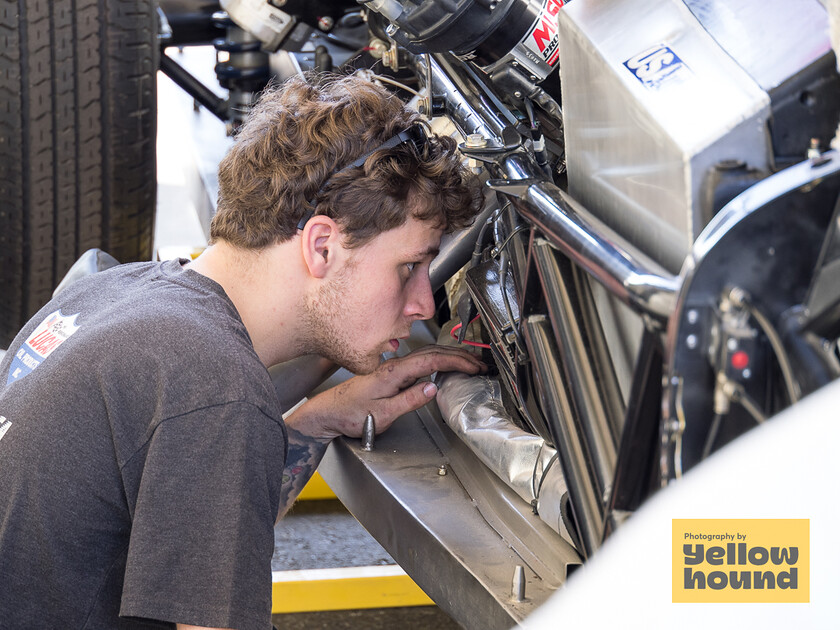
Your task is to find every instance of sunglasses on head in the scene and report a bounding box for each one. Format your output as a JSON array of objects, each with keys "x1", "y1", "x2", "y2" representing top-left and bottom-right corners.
[{"x1": 297, "y1": 124, "x2": 430, "y2": 230}]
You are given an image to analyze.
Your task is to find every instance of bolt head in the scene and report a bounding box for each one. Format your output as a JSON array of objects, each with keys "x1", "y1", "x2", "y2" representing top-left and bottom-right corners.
[{"x1": 465, "y1": 133, "x2": 488, "y2": 148}]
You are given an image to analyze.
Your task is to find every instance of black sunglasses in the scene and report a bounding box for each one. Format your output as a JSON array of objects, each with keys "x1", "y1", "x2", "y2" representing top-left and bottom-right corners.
[{"x1": 297, "y1": 124, "x2": 430, "y2": 230}]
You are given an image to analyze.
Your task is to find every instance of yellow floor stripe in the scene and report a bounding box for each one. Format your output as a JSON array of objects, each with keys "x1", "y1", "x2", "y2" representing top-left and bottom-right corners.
[
  {"x1": 296, "y1": 471, "x2": 336, "y2": 501},
  {"x1": 271, "y1": 565, "x2": 434, "y2": 613}
]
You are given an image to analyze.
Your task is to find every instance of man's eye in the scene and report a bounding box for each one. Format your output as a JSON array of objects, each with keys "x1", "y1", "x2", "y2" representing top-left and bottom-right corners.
[{"x1": 405, "y1": 262, "x2": 416, "y2": 273}]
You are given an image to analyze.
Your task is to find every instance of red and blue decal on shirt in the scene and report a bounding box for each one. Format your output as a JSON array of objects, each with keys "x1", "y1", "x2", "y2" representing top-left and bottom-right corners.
[{"x1": 6, "y1": 310, "x2": 80, "y2": 385}]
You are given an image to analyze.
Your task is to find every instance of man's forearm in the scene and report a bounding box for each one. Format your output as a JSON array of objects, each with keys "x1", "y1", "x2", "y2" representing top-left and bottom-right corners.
[{"x1": 276, "y1": 426, "x2": 331, "y2": 520}]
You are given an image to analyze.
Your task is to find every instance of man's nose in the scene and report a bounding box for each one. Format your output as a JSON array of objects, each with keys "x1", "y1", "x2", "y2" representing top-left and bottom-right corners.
[{"x1": 405, "y1": 273, "x2": 436, "y2": 321}]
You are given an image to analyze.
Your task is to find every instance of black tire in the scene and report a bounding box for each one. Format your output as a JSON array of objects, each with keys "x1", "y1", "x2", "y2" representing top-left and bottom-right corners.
[{"x1": 0, "y1": 0, "x2": 158, "y2": 348}]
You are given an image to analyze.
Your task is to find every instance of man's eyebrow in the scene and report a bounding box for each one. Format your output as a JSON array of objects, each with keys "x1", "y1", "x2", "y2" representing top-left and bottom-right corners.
[{"x1": 410, "y1": 246, "x2": 440, "y2": 260}]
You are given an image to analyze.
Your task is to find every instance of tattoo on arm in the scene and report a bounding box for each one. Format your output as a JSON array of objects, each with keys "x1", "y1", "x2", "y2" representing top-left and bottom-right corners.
[{"x1": 276, "y1": 426, "x2": 330, "y2": 520}]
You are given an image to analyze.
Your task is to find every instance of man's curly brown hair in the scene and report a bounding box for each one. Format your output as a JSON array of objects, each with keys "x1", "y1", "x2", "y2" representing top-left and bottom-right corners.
[{"x1": 211, "y1": 73, "x2": 482, "y2": 248}]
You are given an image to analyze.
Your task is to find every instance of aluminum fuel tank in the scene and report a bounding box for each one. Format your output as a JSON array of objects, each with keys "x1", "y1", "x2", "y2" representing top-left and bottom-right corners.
[{"x1": 557, "y1": 0, "x2": 833, "y2": 273}]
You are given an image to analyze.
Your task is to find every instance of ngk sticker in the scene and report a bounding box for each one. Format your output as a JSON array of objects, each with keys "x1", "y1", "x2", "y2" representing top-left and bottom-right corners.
[
  {"x1": 525, "y1": 0, "x2": 568, "y2": 67},
  {"x1": 7, "y1": 310, "x2": 80, "y2": 385}
]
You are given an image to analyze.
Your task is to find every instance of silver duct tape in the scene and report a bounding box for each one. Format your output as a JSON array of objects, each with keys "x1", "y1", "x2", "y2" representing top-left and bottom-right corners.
[{"x1": 435, "y1": 371, "x2": 575, "y2": 546}]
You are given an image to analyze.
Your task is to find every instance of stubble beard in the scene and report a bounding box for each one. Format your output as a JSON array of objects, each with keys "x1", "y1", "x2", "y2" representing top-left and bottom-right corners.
[{"x1": 299, "y1": 263, "x2": 381, "y2": 375}]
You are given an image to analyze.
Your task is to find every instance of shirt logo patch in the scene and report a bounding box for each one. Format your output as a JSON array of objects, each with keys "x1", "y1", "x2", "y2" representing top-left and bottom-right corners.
[{"x1": 7, "y1": 310, "x2": 81, "y2": 385}]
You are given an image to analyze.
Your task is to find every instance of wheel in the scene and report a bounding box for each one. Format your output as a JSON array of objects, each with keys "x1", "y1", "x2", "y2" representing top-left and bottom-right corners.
[{"x1": 0, "y1": 0, "x2": 158, "y2": 348}]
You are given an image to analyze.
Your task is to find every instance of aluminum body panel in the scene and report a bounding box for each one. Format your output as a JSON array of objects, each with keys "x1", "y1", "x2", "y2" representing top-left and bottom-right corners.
[
  {"x1": 558, "y1": 0, "x2": 771, "y2": 273},
  {"x1": 683, "y1": 0, "x2": 832, "y2": 93},
  {"x1": 319, "y1": 405, "x2": 581, "y2": 630}
]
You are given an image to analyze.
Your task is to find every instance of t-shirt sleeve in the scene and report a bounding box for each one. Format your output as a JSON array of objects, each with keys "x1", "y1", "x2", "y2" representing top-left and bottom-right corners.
[{"x1": 119, "y1": 402, "x2": 287, "y2": 630}]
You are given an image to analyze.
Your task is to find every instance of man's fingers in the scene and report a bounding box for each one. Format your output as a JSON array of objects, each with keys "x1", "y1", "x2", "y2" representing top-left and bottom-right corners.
[
  {"x1": 409, "y1": 343, "x2": 485, "y2": 364},
  {"x1": 376, "y1": 346, "x2": 485, "y2": 390},
  {"x1": 374, "y1": 380, "x2": 439, "y2": 430},
  {"x1": 307, "y1": 346, "x2": 485, "y2": 441}
]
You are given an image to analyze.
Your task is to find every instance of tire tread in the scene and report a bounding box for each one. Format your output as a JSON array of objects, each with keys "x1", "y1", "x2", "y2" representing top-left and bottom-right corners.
[{"x1": 0, "y1": 0, "x2": 157, "y2": 347}]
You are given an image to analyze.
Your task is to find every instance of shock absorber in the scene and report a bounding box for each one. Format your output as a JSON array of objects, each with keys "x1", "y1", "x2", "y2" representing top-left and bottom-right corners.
[{"x1": 212, "y1": 11, "x2": 271, "y2": 133}]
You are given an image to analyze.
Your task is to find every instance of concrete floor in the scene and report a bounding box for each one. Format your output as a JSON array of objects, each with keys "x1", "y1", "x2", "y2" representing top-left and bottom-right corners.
[
  {"x1": 272, "y1": 499, "x2": 393, "y2": 571},
  {"x1": 272, "y1": 604, "x2": 461, "y2": 629},
  {"x1": 156, "y1": 47, "x2": 462, "y2": 628},
  {"x1": 271, "y1": 500, "x2": 461, "y2": 629}
]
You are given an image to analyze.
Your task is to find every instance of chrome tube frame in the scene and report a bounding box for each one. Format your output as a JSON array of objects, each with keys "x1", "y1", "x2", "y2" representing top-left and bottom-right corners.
[
  {"x1": 419, "y1": 52, "x2": 679, "y2": 324},
  {"x1": 522, "y1": 315, "x2": 604, "y2": 559},
  {"x1": 420, "y1": 51, "x2": 681, "y2": 557},
  {"x1": 415, "y1": 53, "x2": 515, "y2": 146},
  {"x1": 490, "y1": 175, "x2": 679, "y2": 324},
  {"x1": 532, "y1": 239, "x2": 618, "y2": 504}
]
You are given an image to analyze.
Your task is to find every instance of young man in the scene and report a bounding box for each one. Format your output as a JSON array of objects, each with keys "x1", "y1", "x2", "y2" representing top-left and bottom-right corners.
[{"x1": 0, "y1": 74, "x2": 484, "y2": 629}]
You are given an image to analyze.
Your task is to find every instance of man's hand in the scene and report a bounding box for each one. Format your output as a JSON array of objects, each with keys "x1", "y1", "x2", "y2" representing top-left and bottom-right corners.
[
  {"x1": 286, "y1": 344, "x2": 486, "y2": 441},
  {"x1": 274, "y1": 345, "x2": 484, "y2": 520}
]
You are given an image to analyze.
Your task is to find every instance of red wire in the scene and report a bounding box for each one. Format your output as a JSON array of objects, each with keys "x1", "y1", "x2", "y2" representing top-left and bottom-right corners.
[{"x1": 450, "y1": 315, "x2": 492, "y2": 349}]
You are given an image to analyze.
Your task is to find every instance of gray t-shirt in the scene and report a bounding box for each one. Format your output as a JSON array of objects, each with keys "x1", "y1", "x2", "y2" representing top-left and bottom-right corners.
[{"x1": 0, "y1": 259, "x2": 288, "y2": 629}]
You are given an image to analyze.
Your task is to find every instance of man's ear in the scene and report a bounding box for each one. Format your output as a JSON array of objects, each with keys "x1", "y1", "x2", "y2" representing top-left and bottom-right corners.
[{"x1": 300, "y1": 215, "x2": 342, "y2": 278}]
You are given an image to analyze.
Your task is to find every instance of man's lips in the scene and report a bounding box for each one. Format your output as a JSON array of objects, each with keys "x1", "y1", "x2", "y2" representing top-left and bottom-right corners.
[{"x1": 388, "y1": 334, "x2": 410, "y2": 352}]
